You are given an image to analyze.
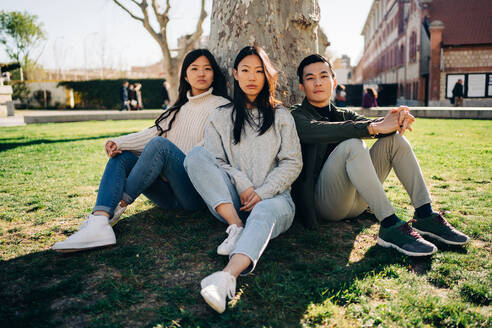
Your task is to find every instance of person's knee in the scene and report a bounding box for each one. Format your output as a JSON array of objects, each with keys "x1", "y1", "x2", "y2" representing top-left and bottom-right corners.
[
  {"x1": 184, "y1": 146, "x2": 208, "y2": 171},
  {"x1": 338, "y1": 138, "x2": 367, "y2": 155},
  {"x1": 146, "y1": 136, "x2": 171, "y2": 151},
  {"x1": 108, "y1": 150, "x2": 133, "y2": 166},
  {"x1": 382, "y1": 132, "x2": 412, "y2": 151},
  {"x1": 393, "y1": 132, "x2": 411, "y2": 148}
]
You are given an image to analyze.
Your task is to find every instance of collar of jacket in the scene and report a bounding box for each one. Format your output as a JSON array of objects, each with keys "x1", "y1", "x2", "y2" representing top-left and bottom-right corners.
[{"x1": 301, "y1": 97, "x2": 336, "y2": 117}]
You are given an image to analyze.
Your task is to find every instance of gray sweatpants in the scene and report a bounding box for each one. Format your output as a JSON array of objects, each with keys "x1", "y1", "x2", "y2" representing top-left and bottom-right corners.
[
  {"x1": 184, "y1": 146, "x2": 295, "y2": 275},
  {"x1": 314, "y1": 133, "x2": 431, "y2": 221}
]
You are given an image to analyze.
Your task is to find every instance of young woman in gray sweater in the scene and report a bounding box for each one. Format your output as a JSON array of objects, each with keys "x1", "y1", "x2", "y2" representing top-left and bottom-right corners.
[
  {"x1": 184, "y1": 46, "x2": 302, "y2": 313},
  {"x1": 52, "y1": 49, "x2": 230, "y2": 253}
]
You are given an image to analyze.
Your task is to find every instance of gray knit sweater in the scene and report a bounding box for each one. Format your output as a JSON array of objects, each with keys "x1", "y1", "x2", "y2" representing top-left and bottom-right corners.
[{"x1": 204, "y1": 105, "x2": 303, "y2": 200}]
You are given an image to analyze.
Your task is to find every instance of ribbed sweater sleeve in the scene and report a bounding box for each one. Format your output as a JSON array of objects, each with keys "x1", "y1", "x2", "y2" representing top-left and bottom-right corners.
[
  {"x1": 105, "y1": 88, "x2": 229, "y2": 157},
  {"x1": 108, "y1": 126, "x2": 159, "y2": 156}
]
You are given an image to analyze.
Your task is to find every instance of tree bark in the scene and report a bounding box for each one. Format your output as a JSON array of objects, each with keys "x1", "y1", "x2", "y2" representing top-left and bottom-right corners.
[{"x1": 210, "y1": 0, "x2": 328, "y2": 106}]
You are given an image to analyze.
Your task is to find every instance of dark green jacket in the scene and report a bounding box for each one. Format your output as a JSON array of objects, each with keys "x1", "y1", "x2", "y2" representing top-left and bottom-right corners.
[{"x1": 290, "y1": 98, "x2": 377, "y2": 229}]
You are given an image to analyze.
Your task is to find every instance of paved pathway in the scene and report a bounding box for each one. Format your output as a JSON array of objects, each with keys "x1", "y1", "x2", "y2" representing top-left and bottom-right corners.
[{"x1": 0, "y1": 110, "x2": 163, "y2": 127}]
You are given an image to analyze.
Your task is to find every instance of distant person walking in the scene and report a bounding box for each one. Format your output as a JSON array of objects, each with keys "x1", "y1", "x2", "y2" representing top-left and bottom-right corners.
[
  {"x1": 120, "y1": 81, "x2": 130, "y2": 111},
  {"x1": 362, "y1": 87, "x2": 378, "y2": 108},
  {"x1": 334, "y1": 84, "x2": 347, "y2": 107},
  {"x1": 452, "y1": 79, "x2": 464, "y2": 107},
  {"x1": 162, "y1": 80, "x2": 170, "y2": 110},
  {"x1": 128, "y1": 84, "x2": 138, "y2": 110},
  {"x1": 135, "y1": 83, "x2": 143, "y2": 110}
]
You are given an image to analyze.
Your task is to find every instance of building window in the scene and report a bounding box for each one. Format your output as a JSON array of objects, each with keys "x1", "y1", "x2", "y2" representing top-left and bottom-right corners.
[
  {"x1": 400, "y1": 45, "x2": 405, "y2": 66},
  {"x1": 409, "y1": 32, "x2": 417, "y2": 62}
]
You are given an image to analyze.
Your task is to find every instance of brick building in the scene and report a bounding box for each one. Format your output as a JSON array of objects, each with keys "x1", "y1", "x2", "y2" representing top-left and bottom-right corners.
[{"x1": 354, "y1": 0, "x2": 492, "y2": 106}]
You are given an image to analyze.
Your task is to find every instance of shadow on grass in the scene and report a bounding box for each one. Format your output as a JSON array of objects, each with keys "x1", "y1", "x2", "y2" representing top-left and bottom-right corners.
[
  {"x1": 0, "y1": 208, "x2": 439, "y2": 327},
  {"x1": 0, "y1": 133, "x2": 130, "y2": 153}
]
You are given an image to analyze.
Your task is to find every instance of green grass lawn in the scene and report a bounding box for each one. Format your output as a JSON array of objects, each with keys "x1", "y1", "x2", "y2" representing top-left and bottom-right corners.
[{"x1": 0, "y1": 119, "x2": 491, "y2": 327}]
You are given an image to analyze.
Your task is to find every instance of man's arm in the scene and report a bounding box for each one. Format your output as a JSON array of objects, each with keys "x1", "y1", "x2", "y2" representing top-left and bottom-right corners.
[{"x1": 291, "y1": 108, "x2": 373, "y2": 144}]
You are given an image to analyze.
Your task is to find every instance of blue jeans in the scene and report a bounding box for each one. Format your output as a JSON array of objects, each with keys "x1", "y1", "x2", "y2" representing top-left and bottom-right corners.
[
  {"x1": 184, "y1": 146, "x2": 295, "y2": 275},
  {"x1": 93, "y1": 137, "x2": 204, "y2": 217}
]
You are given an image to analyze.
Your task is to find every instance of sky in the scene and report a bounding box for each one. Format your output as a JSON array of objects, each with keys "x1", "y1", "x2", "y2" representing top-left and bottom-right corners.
[{"x1": 0, "y1": 0, "x2": 373, "y2": 70}]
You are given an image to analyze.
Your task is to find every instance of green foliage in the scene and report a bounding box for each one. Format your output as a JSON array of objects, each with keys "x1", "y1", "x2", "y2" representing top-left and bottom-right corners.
[
  {"x1": 10, "y1": 80, "x2": 30, "y2": 102},
  {"x1": 59, "y1": 79, "x2": 165, "y2": 109},
  {"x1": 0, "y1": 10, "x2": 46, "y2": 74}
]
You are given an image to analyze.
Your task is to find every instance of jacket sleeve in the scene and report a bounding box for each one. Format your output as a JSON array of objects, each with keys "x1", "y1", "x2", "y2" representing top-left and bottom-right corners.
[
  {"x1": 255, "y1": 109, "x2": 303, "y2": 200},
  {"x1": 291, "y1": 107, "x2": 375, "y2": 144},
  {"x1": 204, "y1": 118, "x2": 254, "y2": 194}
]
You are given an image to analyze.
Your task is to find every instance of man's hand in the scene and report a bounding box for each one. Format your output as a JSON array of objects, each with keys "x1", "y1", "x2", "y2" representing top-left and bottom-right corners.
[
  {"x1": 370, "y1": 106, "x2": 415, "y2": 135},
  {"x1": 391, "y1": 106, "x2": 415, "y2": 135},
  {"x1": 239, "y1": 186, "x2": 262, "y2": 212},
  {"x1": 105, "y1": 141, "x2": 122, "y2": 158}
]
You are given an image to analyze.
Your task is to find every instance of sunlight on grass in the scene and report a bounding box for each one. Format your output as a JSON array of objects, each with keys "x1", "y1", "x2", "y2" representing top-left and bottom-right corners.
[{"x1": 0, "y1": 118, "x2": 490, "y2": 327}]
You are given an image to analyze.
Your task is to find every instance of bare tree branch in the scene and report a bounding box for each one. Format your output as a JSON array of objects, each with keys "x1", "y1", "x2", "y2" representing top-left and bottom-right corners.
[
  {"x1": 112, "y1": 0, "x2": 144, "y2": 22},
  {"x1": 182, "y1": 0, "x2": 207, "y2": 55}
]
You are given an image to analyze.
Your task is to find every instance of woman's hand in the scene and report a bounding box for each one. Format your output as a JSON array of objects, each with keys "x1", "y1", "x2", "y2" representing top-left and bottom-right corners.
[
  {"x1": 105, "y1": 141, "x2": 122, "y2": 158},
  {"x1": 240, "y1": 186, "x2": 262, "y2": 212}
]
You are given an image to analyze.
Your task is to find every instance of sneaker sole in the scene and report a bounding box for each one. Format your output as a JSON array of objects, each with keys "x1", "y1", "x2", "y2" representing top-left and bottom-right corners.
[
  {"x1": 377, "y1": 237, "x2": 437, "y2": 256},
  {"x1": 200, "y1": 287, "x2": 225, "y2": 313},
  {"x1": 412, "y1": 228, "x2": 469, "y2": 245},
  {"x1": 52, "y1": 240, "x2": 116, "y2": 253}
]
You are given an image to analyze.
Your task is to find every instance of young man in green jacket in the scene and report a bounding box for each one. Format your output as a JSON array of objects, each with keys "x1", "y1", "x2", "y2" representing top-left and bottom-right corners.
[{"x1": 290, "y1": 54, "x2": 469, "y2": 256}]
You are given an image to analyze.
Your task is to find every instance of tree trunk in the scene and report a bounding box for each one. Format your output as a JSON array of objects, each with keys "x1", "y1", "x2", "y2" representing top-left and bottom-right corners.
[{"x1": 210, "y1": 0, "x2": 327, "y2": 106}]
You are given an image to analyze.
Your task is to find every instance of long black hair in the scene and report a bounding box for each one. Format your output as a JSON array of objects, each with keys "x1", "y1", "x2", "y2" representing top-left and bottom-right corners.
[
  {"x1": 231, "y1": 45, "x2": 281, "y2": 144},
  {"x1": 154, "y1": 49, "x2": 228, "y2": 135}
]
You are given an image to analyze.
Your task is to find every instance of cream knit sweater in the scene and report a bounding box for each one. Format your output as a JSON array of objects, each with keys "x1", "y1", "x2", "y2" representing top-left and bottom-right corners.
[{"x1": 108, "y1": 88, "x2": 230, "y2": 156}]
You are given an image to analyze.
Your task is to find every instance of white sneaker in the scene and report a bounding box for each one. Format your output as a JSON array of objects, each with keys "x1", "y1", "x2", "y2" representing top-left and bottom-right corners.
[
  {"x1": 108, "y1": 203, "x2": 127, "y2": 227},
  {"x1": 217, "y1": 224, "x2": 243, "y2": 256},
  {"x1": 52, "y1": 215, "x2": 116, "y2": 253},
  {"x1": 200, "y1": 271, "x2": 236, "y2": 313}
]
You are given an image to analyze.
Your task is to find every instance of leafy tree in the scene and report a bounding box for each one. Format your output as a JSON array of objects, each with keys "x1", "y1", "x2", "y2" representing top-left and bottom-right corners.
[{"x1": 0, "y1": 10, "x2": 46, "y2": 80}]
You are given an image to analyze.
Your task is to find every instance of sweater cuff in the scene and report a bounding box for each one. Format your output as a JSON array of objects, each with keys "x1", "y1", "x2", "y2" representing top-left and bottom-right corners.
[
  {"x1": 255, "y1": 186, "x2": 272, "y2": 201},
  {"x1": 234, "y1": 178, "x2": 254, "y2": 195}
]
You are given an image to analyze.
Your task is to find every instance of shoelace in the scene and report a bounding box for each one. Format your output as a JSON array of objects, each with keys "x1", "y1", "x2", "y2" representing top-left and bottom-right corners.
[
  {"x1": 223, "y1": 225, "x2": 240, "y2": 245},
  {"x1": 399, "y1": 220, "x2": 421, "y2": 239},
  {"x1": 435, "y1": 211, "x2": 452, "y2": 228}
]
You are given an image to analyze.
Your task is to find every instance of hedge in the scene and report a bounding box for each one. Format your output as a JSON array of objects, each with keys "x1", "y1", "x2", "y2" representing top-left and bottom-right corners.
[{"x1": 58, "y1": 79, "x2": 165, "y2": 109}]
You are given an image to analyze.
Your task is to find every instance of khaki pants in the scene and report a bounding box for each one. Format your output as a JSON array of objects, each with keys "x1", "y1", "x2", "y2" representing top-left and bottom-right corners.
[{"x1": 314, "y1": 133, "x2": 431, "y2": 222}]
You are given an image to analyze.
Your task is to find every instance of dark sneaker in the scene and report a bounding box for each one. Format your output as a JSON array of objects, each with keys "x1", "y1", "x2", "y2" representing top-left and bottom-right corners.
[
  {"x1": 378, "y1": 220, "x2": 437, "y2": 256},
  {"x1": 412, "y1": 211, "x2": 470, "y2": 245}
]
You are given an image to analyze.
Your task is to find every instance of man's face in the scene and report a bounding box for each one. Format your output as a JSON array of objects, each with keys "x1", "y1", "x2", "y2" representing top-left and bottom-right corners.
[{"x1": 299, "y1": 62, "x2": 336, "y2": 107}]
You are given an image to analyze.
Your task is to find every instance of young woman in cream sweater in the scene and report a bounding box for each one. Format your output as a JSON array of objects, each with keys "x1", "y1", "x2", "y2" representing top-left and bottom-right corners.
[{"x1": 52, "y1": 49, "x2": 230, "y2": 253}]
